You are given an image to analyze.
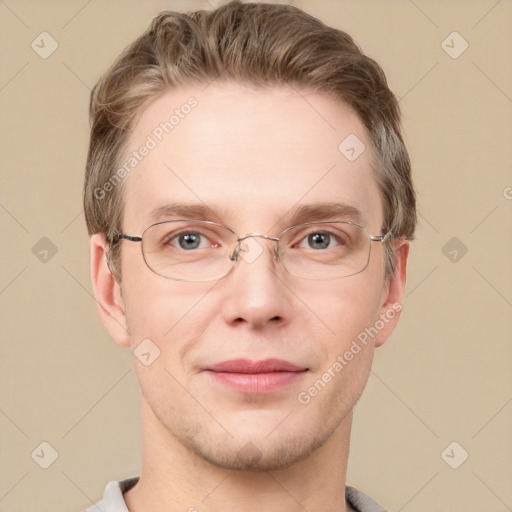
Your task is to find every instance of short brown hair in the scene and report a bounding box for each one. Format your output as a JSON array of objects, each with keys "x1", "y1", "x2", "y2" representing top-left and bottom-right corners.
[{"x1": 84, "y1": 0, "x2": 416, "y2": 281}]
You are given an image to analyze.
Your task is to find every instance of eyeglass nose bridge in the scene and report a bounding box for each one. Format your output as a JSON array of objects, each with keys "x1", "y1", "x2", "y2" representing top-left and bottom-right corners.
[{"x1": 229, "y1": 232, "x2": 281, "y2": 262}]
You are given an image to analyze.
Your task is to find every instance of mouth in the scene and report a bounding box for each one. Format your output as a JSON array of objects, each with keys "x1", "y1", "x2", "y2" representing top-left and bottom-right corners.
[{"x1": 202, "y1": 358, "x2": 309, "y2": 393}]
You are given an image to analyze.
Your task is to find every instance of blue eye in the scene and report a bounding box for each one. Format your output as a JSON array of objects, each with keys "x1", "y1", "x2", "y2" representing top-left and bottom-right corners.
[
  {"x1": 161, "y1": 226, "x2": 222, "y2": 251},
  {"x1": 296, "y1": 229, "x2": 349, "y2": 250},
  {"x1": 307, "y1": 232, "x2": 331, "y2": 249},
  {"x1": 177, "y1": 232, "x2": 203, "y2": 250}
]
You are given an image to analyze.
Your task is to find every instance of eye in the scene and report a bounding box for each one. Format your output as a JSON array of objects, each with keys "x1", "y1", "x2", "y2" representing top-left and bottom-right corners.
[
  {"x1": 296, "y1": 229, "x2": 350, "y2": 250},
  {"x1": 164, "y1": 230, "x2": 219, "y2": 251},
  {"x1": 312, "y1": 232, "x2": 331, "y2": 250},
  {"x1": 177, "y1": 231, "x2": 203, "y2": 250}
]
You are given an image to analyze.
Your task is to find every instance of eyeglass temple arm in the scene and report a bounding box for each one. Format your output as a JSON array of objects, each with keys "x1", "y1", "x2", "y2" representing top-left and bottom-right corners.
[
  {"x1": 116, "y1": 234, "x2": 142, "y2": 242},
  {"x1": 371, "y1": 232, "x2": 394, "y2": 242}
]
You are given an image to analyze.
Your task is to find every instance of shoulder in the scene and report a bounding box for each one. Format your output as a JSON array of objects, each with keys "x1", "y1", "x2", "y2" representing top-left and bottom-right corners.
[
  {"x1": 82, "y1": 476, "x2": 139, "y2": 512},
  {"x1": 346, "y1": 485, "x2": 392, "y2": 512}
]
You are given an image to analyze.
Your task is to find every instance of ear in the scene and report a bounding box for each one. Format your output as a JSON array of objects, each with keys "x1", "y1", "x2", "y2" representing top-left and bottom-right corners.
[
  {"x1": 374, "y1": 239, "x2": 409, "y2": 348},
  {"x1": 90, "y1": 234, "x2": 130, "y2": 347}
]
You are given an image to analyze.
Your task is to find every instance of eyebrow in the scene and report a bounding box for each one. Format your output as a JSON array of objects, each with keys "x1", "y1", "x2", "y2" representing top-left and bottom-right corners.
[
  {"x1": 148, "y1": 203, "x2": 227, "y2": 224},
  {"x1": 285, "y1": 202, "x2": 363, "y2": 225},
  {"x1": 148, "y1": 201, "x2": 363, "y2": 227}
]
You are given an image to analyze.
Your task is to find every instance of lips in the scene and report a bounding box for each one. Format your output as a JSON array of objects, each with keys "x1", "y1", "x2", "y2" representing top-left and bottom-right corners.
[
  {"x1": 207, "y1": 358, "x2": 306, "y2": 373},
  {"x1": 203, "y1": 358, "x2": 308, "y2": 393}
]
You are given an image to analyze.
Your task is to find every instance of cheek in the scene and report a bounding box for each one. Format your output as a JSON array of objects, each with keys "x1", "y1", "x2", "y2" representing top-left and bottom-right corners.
[
  {"x1": 120, "y1": 267, "x2": 217, "y2": 373},
  {"x1": 121, "y1": 276, "x2": 207, "y2": 402},
  {"x1": 312, "y1": 276, "x2": 384, "y2": 347},
  {"x1": 300, "y1": 284, "x2": 380, "y2": 409},
  {"x1": 120, "y1": 245, "x2": 203, "y2": 337}
]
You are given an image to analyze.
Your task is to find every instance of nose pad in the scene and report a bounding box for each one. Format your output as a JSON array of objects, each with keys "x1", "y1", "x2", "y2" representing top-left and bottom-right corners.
[
  {"x1": 238, "y1": 237, "x2": 264, "y2": 264},
  {"x1": 229, "y1": 235, "x2": 280, "y2": 265}
]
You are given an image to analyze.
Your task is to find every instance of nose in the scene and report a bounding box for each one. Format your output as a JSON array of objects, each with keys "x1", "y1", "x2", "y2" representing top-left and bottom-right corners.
[
  {"x1": 220, "y1": 234, "x2": 293, "y2": 330},
  {"x1": 229, "y1": 232, "x2": 280, "y2": 261}
]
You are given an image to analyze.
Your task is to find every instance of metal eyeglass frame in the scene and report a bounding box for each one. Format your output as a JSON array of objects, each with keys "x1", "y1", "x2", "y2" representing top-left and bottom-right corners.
[{"x1": 113, "y1": 219, "x2": 394, "y2": 281}]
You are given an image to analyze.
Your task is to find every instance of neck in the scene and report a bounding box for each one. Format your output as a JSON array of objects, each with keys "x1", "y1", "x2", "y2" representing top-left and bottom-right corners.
[{"x1": 124, "y1": 396, "x2": 356, "y2": 512}]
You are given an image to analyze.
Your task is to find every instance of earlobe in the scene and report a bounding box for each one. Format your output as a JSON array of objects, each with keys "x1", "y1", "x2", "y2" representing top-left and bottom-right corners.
[
  {"x1": 90, "y1": 234, "x2": 131, "y2": 347},
  {"x1": 374, "y1": 240, "x2": 410, "y2": 348}
]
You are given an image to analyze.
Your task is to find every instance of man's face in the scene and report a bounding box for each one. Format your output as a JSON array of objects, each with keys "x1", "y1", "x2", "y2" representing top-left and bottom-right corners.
[{"x1": 106, "y1": 83, "x2": 405, "y2": 470}]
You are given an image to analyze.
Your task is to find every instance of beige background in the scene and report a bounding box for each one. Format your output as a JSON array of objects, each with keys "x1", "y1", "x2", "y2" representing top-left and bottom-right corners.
[{"x1": 1, "y1": 0, "x2": 511, "y2": 511}]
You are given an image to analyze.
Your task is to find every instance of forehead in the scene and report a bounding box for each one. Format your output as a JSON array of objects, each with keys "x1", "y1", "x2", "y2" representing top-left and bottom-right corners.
[{"x1": 122, "y1": 82, "x2": 382, "y2": 232}]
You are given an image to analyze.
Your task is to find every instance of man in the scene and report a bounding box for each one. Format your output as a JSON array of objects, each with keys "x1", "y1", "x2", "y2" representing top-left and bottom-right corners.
[{"x1": 84, "y1": 1, "x2": 416, "y2": 511}]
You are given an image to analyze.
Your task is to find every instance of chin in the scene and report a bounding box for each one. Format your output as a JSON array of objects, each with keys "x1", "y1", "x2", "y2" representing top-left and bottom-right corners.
[
  {"x1": 175, "y1": 416, "x2": 342, "y2": 472},
  {"x1": 186, "y1": 435, "x2": 325, "y2": 472}
]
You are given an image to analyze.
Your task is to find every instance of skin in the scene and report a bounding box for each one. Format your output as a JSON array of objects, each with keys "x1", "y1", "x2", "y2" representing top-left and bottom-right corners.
[{"x1": 91, "y1": 82, "x2": 409, "y2": 512}]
